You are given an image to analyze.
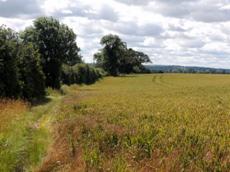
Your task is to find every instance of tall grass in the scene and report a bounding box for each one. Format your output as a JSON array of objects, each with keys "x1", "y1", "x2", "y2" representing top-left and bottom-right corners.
[
  {"x1": 0, "y1": 89, "x2": 63, "y2": 172},
  {"x1": 47, "y1": 74, "x2": 230, "y2": 171},
  {"x1": 0, "y1": 99, "x2": 28, "y2": 132}
]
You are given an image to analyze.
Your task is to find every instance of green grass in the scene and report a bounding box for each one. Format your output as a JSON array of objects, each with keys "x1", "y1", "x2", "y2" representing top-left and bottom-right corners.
[
  {"x1": 0, "y1": 90, "x2": 63, "y2": 172},
  {"x1": 1, "y1": 74, "x2": 230, "y2": 171}
]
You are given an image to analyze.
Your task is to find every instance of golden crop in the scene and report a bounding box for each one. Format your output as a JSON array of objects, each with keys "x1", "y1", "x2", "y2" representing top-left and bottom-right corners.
[{"x1": 48, "y1": 74, "x2": 230, "y2": 171}]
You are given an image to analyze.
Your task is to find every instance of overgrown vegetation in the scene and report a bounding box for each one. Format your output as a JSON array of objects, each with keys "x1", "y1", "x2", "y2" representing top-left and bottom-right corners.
[{"x1": 0, "y1": 89, "x2": 64, "y2": 172}]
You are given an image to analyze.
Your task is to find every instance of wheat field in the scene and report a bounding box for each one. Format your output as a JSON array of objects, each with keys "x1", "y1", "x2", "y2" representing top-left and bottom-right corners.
[
  {"x1": 1, "y1": 74, "x2": 230, "y2": 171},
  {"x1": 40, "y1": 74, "x2": 230, "y2": 171}
]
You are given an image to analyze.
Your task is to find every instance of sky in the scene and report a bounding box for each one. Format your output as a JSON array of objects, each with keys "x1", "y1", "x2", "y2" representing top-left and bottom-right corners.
[{"x1": 1, "y1": 0, "x2": 230, "y2": 68}]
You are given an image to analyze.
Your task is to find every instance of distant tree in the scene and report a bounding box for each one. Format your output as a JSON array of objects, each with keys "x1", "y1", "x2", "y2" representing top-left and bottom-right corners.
[
  {"x1": 94, "y1": 34, "x2": 151, "y2": 75},
  {"x1": 0, "y1": 25, "x2": 20, "y2": 98},
  {"x1": 93, "y1": 52, "x2": 104, "y2": 68},
  {"x1": 119, "y1": 48, "x2": 151, "y2": 73},
  {"x1": 17, "y1": 43, "x2": 46, "y2": 100},
  {"x1": 95, "y1": 34, "x2": 127, "y2": 76},
  {"x1": 21, "y1": 17, "x2": 81, "y2": 89}
]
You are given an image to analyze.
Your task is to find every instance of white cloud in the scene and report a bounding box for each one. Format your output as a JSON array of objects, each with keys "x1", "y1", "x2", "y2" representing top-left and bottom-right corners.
[{"x1": 0, "y1": 0, "x2": 230, "y2": 68}]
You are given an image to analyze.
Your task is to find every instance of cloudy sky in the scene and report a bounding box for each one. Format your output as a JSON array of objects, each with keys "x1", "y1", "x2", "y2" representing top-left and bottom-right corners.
[{"x1": 1, "y1": 0, "x2": 230, "y2": 68}]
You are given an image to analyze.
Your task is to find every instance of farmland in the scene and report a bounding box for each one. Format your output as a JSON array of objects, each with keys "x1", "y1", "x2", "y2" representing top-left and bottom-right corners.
[{"x1": 1, "y1": 74, "x2": 230, "y2": 171}]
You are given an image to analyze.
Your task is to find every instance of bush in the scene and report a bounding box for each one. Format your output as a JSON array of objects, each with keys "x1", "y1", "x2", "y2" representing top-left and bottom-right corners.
[
  {"x1": 0, "y1": 25, "x2": 20, "y2": 98},
  {"x1": 0, "y1": 25, "x2": 46, "y2": 100},
  {"x1": 62, "y1": 64, "x2": 104, "y2": 85},
  {"x1": 18, "y1": 43, "x2": 46, "y2": 100}
]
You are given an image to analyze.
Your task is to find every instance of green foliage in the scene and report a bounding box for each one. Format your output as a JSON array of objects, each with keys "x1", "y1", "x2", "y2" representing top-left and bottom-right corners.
[
  {"x1": 18, "y1": 43, "x2": 46, "y2": 100},
  {"x1": 22, "y1": 17, "x2": 81, "y2": 89},
  {"x1": 1, "y1": 17, "x2": 104, "y2": 99},
  {"x1": 59, "y1": 24, "x2": 82, "y2": 66},
  {"x1": 95, "y1": 34, "x2": 127, "y2": 76},
  {"x1": 102, "y1": 34, "x2": 126, "y2": 76},
  {"x1": 120, "y1": 48, "x2": 151, "y2": 74},
  {"x1": 62, "y1": 64, "x2": 103, "y2": 85},
  {"x1": 0, "y1": 25, "x2": 46, "y2": 100},
  {"x1": 94, "y1": 34, "x2": 151, "y2": 76},
  {"x1": 0, "y1": 25, "x2": 20, "y2": 98}
]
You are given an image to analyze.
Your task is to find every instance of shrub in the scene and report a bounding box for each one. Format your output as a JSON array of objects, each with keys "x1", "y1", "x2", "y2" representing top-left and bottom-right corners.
[
  {"x1": 17, "y1": 43, "x2": 46, "y2": 100},
  {"x1": 0, "y1": 25, "x2": 20, "y2": 98},
  {"x1": 0, "y1": 26, "x2": 46, "y2": 100},
  {"x1": 62, "y1": 64, "x2": 104, "y2": 85}
]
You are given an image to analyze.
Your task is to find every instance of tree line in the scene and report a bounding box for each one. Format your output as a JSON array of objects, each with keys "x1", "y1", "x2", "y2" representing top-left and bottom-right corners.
[
  {"x1": 0, "y1": 17, "x2": 101, "y2": 100},
  {"x1": 0, "y1": 17, "x2": 151, "y2": 100},
  {"x1": 146, "y1": 65, "x2": 230, "y2": 74}
]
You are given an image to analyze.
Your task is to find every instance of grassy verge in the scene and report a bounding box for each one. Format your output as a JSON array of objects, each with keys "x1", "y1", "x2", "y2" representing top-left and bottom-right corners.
[{"x1": 0, "y1": 89, "x2": 63, "y2": 172}]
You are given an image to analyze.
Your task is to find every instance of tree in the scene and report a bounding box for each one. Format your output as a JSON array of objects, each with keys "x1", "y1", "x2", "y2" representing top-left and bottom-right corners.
[
  {"x1": 96, "y1": 34, "x2": 127, "y2": 76},
  {"x1": 21, "y1": 17, "x2": 81, "y2": 89},
  {"x1": 0, "y1": 25, "x2": 46, "y2": 100},
  {"x1": 18, "y1": 43, "x2": 46, "y2": 100},
  {"x1": 94, "y1": 34, "x2": 151, "y2": 75},
  {"x1": 93, "y1": 52, "x2": 104, "y2": 68},
  {"x1": 120, "y1": 48, "x2": 151, "y2": 73},
  {"x1": 0, "y1": 25, "x2": 20, "y2": 98},
  {"x1": 59, "y1": 24, "x2": 82, "y2": 66}
]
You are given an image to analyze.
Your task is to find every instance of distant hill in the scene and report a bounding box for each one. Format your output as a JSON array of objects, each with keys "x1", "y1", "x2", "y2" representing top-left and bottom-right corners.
[{"x1": 145, "y1": 65, "x2": 230, "y2": 74}]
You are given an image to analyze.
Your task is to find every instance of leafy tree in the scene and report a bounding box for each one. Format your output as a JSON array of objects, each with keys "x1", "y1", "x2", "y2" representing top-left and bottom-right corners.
[
  {"x1": 0, "y1": 25, "x2": 20, "y2": 98},
  {"x1": 120, "y1": 48, "x2": 151, "y2": 73},
  {"x1": 93, "y1": 52, "x2": 104, "y2": 68},
  {"x1": 21, "y1": 17, "x2": 81, "y2": 89},
  {"x1": 94, "y1": 34, "x2": 151, "y2": 75},
  {"x1": 18, "y1": 43, "x2": 46, "y2": 100},
  {"x1": 95, "y1": 34, "x2": 127, "y2": 76},
  {"x1": 59, "y1": 24, "x2": 82, "y2": 66},
  {"x1": 0, "y1": 25, "x2": 46, "y2": 100}
]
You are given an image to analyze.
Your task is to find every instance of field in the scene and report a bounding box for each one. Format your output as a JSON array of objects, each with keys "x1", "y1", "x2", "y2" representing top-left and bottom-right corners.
[{"x1": 1, "y1": 74, "x2": 230, "y2": 171}]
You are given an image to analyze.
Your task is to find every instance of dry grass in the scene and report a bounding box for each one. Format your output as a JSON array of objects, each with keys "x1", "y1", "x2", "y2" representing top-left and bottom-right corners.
[{"x1": 0, "y1": 99, "x2": 28, "y2": 132}]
